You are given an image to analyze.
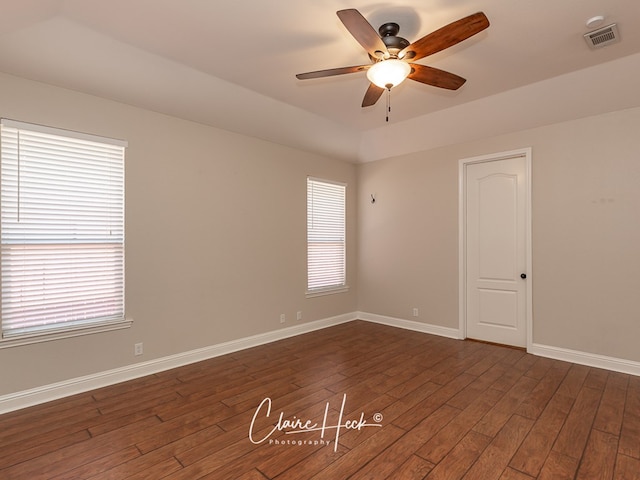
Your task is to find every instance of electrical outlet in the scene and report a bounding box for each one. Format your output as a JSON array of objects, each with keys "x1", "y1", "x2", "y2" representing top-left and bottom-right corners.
[
  {"x1": 134, "y1": 342, "x2": 143, "y2": 356},
  {"x1": 280, "y1": 314, "x2": 286, "y2": 324},
  {"x1": 297, "y1": 311, "x2": 302, "y2": 321},
  {"x1": 412, "y1": 308, "x2": 419, "y2": 317}
]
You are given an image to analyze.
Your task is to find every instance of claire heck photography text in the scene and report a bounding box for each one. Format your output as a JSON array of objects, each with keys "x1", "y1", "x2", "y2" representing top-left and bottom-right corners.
[{"x1": 248, "y1": 393, "x2": 383, "y2": 452}]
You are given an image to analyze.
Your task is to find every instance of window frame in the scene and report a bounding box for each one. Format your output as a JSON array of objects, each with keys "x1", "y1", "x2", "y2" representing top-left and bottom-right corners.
[
  {"x1": 0, "y1": 119, "x2": 130, "y2": 348},
  {"x1": 306, "y1": 176, "x2": 348, "y2": 297}
]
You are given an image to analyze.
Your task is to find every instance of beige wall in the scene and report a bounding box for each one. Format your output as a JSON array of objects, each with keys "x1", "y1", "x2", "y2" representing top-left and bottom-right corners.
[
  {"x1": 0, "y1": 73, "x2": 358, "y2": 395},
  {"x1": 2, "y1": 69, "x2": 639, "y2": 398},
  {"x1": 358, "y1": 106, "x2": 640, "y2": 362}
]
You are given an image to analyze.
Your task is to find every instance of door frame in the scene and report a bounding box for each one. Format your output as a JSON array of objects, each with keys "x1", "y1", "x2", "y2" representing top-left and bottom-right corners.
[{"x1": 458, "y1": 147, "x2": 533, "y2": 350}]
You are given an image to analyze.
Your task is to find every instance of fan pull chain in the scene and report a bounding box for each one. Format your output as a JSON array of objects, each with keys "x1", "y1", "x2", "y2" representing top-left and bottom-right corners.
[{"x1": 386, "y1": 86, "x2": 392, "y2": 122}]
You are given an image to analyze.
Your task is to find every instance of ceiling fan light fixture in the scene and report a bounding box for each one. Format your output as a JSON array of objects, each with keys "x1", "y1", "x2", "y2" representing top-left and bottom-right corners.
[
  {"x1": 297, "y1": 10, "x2": 490, "y2": 108},
  {"x1": 366, "y1": 59, "x2": 411, "y2": 89}
]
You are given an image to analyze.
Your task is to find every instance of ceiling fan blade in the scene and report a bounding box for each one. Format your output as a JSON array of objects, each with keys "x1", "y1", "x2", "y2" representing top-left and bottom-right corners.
[
  {"x1": 362, "y1": 83, "x2": 385, "y2": 107},
  {"x1": 337, "y1": 9, "x2": 389, "y2": 59},
  {"x1": 296, "y1": 64, "x2": 370, "y2": 80},
  {"x1": 399, "y1": 12, "x2": 489, "y2": 62},
  {"x1": 408, "y1": 64, "x2": 466, "y2": 90}
]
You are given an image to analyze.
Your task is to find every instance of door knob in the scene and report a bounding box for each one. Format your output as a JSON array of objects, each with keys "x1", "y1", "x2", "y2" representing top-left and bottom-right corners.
[{"x1": 520, "y1": 273, "x2": 527, "y2": 279}]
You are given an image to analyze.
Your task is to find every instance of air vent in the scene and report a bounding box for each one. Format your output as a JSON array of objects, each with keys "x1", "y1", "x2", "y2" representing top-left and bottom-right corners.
[{"x1": 584, "y1": 23, "x2": 620, "y2": 49}]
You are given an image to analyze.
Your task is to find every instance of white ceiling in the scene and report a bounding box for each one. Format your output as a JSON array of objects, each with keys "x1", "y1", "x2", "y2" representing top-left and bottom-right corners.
[{"x1": 0, "y1": 0, "x2": 639, "y2": 162}]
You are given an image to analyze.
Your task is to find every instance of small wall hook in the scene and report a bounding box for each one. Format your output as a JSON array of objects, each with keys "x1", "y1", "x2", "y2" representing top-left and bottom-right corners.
[{"x1": 370, "y1": 194, "x2": 376, "y2": 204}]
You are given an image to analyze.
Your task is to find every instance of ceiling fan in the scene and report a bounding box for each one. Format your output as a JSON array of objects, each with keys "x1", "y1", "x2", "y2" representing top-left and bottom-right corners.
[{"x1": 296, "y1": 9, "x2": 490, "y2": 108}]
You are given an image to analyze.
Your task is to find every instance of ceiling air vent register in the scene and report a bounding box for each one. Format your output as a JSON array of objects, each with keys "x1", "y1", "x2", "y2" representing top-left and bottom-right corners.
[{"x1": 584, "y1": 23, "x2": 620, "y2": 49}]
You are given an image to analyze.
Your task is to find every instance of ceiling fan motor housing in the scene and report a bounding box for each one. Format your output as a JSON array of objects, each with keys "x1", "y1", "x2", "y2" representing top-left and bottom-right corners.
[{"x1": 378, "y1": 22, "x2": 410, "y2": 56}]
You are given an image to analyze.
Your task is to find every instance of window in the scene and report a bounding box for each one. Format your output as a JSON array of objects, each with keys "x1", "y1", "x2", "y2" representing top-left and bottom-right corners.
[
  {"x1": 0, "y1": 119, "x2": 128, "y2": 342},
  {"x1": 306, "y1": 177, "x2": 347, "y2": 296}
]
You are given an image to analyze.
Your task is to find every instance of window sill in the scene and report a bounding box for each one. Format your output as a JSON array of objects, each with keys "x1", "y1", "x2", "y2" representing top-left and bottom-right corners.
[
  {"x1": 0, "y1": 318, "x2": 133, "y2": 349},
  {"x1": 306, "y1": 285, "x2": 349, "y2": 298}
]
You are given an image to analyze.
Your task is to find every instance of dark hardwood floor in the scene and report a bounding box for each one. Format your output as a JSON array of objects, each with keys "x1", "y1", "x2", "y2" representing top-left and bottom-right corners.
[{"x1": 1, "y1": 320, "x2": 639, "y2": 479}]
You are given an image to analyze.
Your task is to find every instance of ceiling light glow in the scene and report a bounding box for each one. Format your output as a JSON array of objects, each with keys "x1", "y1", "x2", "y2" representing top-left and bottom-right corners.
[{"x1": 366, "y1": 59, "x2": 411, "y2": 89}]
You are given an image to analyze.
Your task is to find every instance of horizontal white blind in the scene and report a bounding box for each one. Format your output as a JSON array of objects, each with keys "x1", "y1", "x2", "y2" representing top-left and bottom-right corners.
[
  {"x1": 307, "y1": 177, "x2": 346, "y2": 292},
  {"x1": 1, "y1": 119, "x2": 125, "y2": 338}
]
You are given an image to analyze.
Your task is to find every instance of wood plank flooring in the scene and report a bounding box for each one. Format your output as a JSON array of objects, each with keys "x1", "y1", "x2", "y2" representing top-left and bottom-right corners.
[{"x1": 1, "y1": 320, "x2": 639, "y2": 479}]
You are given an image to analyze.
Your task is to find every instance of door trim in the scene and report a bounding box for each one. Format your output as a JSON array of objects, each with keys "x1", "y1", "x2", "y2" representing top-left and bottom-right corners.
[{"x1": 458, "y1": 148, "x2": 533, "y2": 350}]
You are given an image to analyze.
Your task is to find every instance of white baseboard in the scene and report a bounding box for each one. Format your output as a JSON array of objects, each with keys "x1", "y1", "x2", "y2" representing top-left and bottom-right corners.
[
  {"x1": 4, "y1": 312, "x2": 639, "y2": 415},
  {"x1": 0, "y1": 312, "x2": 356, "y2": 415},
  {"x1": 357, "y1": 311, "x2": 463, "y2": 340},
  {"x1": 529, "y1": 343, "x2": 640, "y2": 376},
  {"x1": 359, "y1": 312, "x2": 640, "y2": 376}
]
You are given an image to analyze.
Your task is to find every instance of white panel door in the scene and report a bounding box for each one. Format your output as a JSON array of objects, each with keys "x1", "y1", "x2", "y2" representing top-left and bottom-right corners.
[{"x1": 464, "y1": 154, "x2": 528, "y2": 347}]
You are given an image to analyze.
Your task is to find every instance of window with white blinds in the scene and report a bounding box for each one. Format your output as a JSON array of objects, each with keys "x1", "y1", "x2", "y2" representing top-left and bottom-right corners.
[
  {"x1": 0, "y1": 119, "x2": 127, "y2": 340},
  {"x1": 307, "y1": 177, "x2": 347, "y2": 295}
]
